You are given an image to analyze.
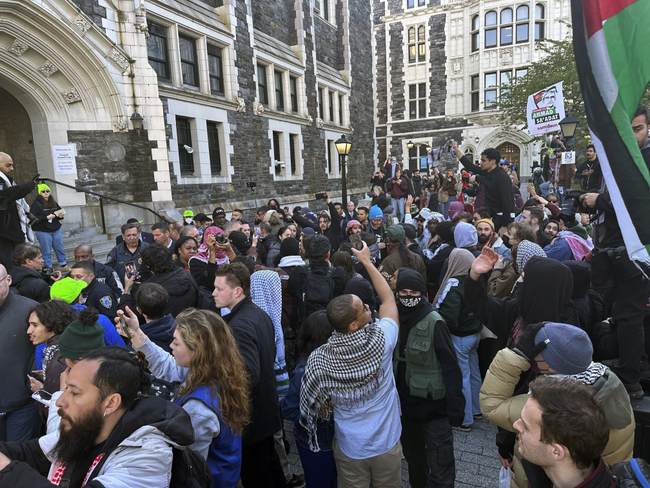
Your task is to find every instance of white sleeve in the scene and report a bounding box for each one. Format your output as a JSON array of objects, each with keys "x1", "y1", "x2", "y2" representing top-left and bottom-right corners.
[
  {"x1": 377, "y1": 317, "x2": 399, "y2": 351},
  {"x1": 182, "y1": 399, "x2": 221, "y2": 459},
  {"x1": 136, "y1": 337, "x2": 188, "y2": 383}
]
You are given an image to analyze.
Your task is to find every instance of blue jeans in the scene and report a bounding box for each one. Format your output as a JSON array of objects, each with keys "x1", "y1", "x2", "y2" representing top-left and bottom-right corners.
[
  {"x1": 391, "y1": 197, "x2": 405, "y2": 223},
  {"x1": 452, "y1": 333, "x2": 481, "y2": 425},
  {"x1": 34, "y1": 229, "x2": 67, "y2": 268}
]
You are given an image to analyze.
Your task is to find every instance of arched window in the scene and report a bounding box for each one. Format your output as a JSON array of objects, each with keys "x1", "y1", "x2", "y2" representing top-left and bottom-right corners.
[
  {"x1": 485, "y1": 11, "x2": 497, "y2": 48},
  {"x1": 471, "y1": 14, "x2": 480, "y2": 52},
  {"x1": 516, "y1": 5, "x2": 529, "y2": 43},
  {"x1": 500, "y1": 8, "x2": 513, "y2": 45},
  {"x1": 535, "y1": 4, "x2": 546, "y2": 40},
  {"x1": 408, "y1": 27, "x2": 416, "y2": 63},
  {"x1": 417, "y1": 25, "x2": 426, "y2": 62},
  {"x1": 500, "y1": 8, "x2": 513, "y2": 24},
  {"x1": 516, "y1": 5, "x2": 529, "y2": 20}
]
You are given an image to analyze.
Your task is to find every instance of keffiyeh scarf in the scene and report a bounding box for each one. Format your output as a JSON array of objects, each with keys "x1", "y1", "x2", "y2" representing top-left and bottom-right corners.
[
  {"x1": 299, "y1": 323, "x2": 385, "y2": 451},
  {"x1": 250, "y1": 270, "x2": 289, "y2": 400}
]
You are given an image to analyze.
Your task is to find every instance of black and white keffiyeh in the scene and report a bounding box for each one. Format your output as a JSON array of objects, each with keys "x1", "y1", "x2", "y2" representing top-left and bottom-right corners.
[{"x1": 299, "y1": 322, "x2": 386, "y2": 451}]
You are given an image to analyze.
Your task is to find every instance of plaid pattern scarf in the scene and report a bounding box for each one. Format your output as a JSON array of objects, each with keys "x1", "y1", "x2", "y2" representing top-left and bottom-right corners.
[{"x1": 299, "y1": 322, "x2": 385, "y2": 452}]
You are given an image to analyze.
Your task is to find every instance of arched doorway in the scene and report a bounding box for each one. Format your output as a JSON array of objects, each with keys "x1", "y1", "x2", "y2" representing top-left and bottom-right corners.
[
  {"x1": 497, "y1": 142, "x2": 521, "y2": 175},
  {"x1": 0, "y1": 86, "x2": 37, "y2": 182}
]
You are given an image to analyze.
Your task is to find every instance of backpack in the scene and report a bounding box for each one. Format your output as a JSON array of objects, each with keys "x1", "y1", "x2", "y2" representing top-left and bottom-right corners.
[
  {"x1": 170, "y1": 445, "x2": 212, "y2": 488},
  {"x1": 299, "y1": 268, "x2": 335, "y2": 322},
  {"x1": 612, "y1": 458, "x2": 650, "y2": 487}
]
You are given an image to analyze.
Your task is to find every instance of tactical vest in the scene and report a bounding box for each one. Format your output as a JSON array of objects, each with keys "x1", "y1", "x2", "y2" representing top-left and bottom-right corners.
[{"x1": 395, "y1": 311, "x2": 446, "y2": 400}]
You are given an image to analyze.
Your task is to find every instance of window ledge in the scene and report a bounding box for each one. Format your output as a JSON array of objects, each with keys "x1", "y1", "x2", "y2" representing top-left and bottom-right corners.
[
  {"x1": 175, "y1": 175, "x2": 232, "y2": 185},
  {"x1": 273, "y1": 175, "x2": 304, "y2": 182},
  {"x1": 315, "y1": 14, "x2": 337, "y2": 28}
]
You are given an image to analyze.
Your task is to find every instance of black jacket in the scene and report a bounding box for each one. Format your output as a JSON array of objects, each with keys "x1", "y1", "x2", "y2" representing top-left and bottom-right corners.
[
  {"x1": 459, "y1": 155, "x2": 515, "y2": 228},
  {"x1": 142, "y1": 314, "x2": 176, "y2": 353},
  {"x1": 29, "y1": 196, "x2": 62, "y2": 233},
  {"x1": 106, "y1": 241, "x2": 148, "y2": 284},
  {"x1": 0, "y1": 179, "x2": 34, "y2": 243},
  {"x1": 0, "y1": 291, "x2": 38, "y2": 411},
  {"x1": 225, "y1": 297, "x2": 281, "y2": 444},
  {"x1": 146, "y1": 267, "x2": 198, "y2": 317},
  {"x1": 10, "y1": 267, "x2": 50, "y2": 303},
  {"x1": 92, "y1": 261, "x2": 123, "y2": 296},
  {"x1": 0, "y1": 396, "x2": 194, "y2": 487},
  {"x1": 81, "y1": 279, "x2": 117, "y2": 319}
]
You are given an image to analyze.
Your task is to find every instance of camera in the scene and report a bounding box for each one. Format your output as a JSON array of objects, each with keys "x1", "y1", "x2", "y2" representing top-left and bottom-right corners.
[
  {"x1": 215, "y1": 234, "x2": 229, "y2": 245},
  {"x1": 560, "y1": 190, "x2": 588, "y2": 223}
]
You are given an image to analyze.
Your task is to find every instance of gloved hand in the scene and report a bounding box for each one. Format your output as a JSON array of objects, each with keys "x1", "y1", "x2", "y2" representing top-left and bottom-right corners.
[{"x1": 513, "y1": 322, "x2": 547, "y2": 362}]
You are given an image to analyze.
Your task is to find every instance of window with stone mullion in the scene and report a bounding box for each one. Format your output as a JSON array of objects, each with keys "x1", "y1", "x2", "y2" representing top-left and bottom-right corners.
[
  {"x1": 257, "y1": 64, "x2": 269, "y2": 105},
  {"x1": 176, "y1": 117, "x2": 194, "y2": 175},
  {"x1": 147, "y1": 22, "x2": 170, "y2": 81},
  {"x1": 274, "y1": 70, "x2": 285, "y2": 112},
  {"x1": 408, "y1": 83, "x2": 426, "y2": 119},
  {"x1": 207, "y1": 44, "x2": 224, "y2": 96},
  {"x1": 207, "y1": 121, "x2": 223, "y2": 176},
  {"x1": 179, "y1": 35, "x2": 199, "y2": 87}
]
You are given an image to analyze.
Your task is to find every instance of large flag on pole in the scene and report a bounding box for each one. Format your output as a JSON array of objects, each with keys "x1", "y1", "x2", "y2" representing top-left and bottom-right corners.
[{"x1": 571, "y1": 0, "x2": 650, "y2": 266}]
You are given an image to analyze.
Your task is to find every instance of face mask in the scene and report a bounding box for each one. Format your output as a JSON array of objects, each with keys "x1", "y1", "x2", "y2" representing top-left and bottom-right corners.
[
  {"x1": 398, "y1": 295, "x2": 422, "y2": 308},
  {"x1": 184, "y1": 218, "x2": 193, "y2": 225}
]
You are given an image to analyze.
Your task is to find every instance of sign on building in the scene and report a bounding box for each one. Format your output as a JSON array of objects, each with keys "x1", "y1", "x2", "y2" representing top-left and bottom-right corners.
[
  {"x1": 526, "y1": 81, "x2": 566, "y2": 136},
  {"x1": 52, "y1": 144, "x2": 77, "y2": 176}
]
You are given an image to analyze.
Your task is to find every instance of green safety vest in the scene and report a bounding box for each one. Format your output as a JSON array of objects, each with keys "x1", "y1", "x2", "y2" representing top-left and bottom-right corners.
[{"x1": 395, "y1": 311, "x2": 446, "y2": 400}]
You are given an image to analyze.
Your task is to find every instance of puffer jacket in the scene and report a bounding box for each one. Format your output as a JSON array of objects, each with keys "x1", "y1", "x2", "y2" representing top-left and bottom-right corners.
[
  {"x1": 0, "y1": 396, "x2": 194, "y2": 487},
  {"x1": 479, "y1": 348, "x2": 635, "y2": 488}
]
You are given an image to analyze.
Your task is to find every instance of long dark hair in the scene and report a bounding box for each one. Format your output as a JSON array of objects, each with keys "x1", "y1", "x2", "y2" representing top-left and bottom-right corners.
[{"x1": 297, "y1": 310, "x2": 333, "y2": 360}]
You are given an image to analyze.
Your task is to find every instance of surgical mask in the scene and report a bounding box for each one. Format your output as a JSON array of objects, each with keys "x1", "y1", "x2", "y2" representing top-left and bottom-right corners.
[{"x1": 398, "y1": 296, "x2": 422, "y2": 308}]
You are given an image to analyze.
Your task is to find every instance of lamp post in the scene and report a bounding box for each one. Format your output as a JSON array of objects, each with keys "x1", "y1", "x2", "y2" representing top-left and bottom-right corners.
[
  {"x1": 130, "y1": 112, "x2": 144, "y2": 132},
  {"x1": 559, "y1": 114, "x2": 578, "y2": 148},
  {"x1": 335, "y1": 134, "x2": 352, "y2": 205}
]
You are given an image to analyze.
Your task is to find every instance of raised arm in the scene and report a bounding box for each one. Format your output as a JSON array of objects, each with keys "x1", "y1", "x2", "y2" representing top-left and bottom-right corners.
[{"x1": 351, "y1": 241, "x2": 398, "y2": 324}]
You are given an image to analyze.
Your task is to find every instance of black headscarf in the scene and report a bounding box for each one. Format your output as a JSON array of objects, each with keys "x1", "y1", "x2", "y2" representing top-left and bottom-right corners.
[
  {"x1": 520, "y1": 257, "x2": 576, "y2": 325},
  {"x1": 563, "y1": 260, "x2": 590, "y2": 299},
  {"x1": 344, "y1": 276, "x2": 377, "y2": 311}
]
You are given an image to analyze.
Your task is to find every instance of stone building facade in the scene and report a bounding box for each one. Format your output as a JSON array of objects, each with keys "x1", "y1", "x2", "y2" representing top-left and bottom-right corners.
[
  {"x1": 0, "y1": 0, "x2": 374, "y2": 232},
  {"x1": 373, "y1": 0, "x2": 571, "y2": 178}
]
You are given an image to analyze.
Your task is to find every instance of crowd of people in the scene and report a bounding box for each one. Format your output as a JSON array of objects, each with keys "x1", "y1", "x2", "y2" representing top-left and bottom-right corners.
[{"x1": 0, "y1": 104, "x2": 648, "y2": 488}]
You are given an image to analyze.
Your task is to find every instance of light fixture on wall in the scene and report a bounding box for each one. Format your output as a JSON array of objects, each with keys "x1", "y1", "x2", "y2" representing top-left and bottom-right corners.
[
  {"x1": 130, "y1": 112, "x2": 144, "y2": 131},
  {"x1": 474, "y1": 136, "x2": 480, "y2": 144},
  {"x1": 406, "y1": 140, "x2": 415, "y2": 149},
  {"x1": 183, "y1": 145, "x2": 194, "y2": 154}
]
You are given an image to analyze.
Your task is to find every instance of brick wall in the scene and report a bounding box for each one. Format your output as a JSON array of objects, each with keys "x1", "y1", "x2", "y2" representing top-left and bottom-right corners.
[
  {"x1": 252, "y1": 0, "x2": 298, "y2": 46},
  {"x1": 429, "y1": 14, "x2": 447, "y2": 116},
  {"x1": 69, "y1": 0, "x2": 106, "y2": 27},
  {"x1": 389, "y1": 23, "x2": 404, "y2": 121}
]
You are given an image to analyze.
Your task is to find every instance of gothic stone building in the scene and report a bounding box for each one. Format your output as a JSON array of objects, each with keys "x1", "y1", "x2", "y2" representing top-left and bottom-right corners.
[
  {"x1": 0, "y1": 0, "x2": 373, "y2": 231},
  {"x1": 373, "y1": 0, "x2": 571, "y2": 179}
]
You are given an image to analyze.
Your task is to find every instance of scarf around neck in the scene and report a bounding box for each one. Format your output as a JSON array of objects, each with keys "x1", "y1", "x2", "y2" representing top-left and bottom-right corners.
[
  {"x1": 0, "y1": 171, "x2": 33, "y2": 243},
  {"x1": 299, "y1": 323, "x2": 385, "y2": 452}
]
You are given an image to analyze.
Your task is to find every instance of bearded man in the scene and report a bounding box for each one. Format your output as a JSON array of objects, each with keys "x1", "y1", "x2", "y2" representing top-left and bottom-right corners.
[{"x1": 475, "y1": 218, "x2": 510, "y2": 259}]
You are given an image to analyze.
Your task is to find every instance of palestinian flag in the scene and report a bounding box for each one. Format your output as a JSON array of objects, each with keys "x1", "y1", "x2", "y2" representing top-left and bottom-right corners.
[{"x1": 571, "y1": 0, "x2": 650, "y2": 266}]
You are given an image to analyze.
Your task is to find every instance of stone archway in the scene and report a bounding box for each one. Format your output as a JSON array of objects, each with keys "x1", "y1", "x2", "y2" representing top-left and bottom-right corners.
[{"x1": 0, "y1": 86, "x2": 37, "y2": 182}]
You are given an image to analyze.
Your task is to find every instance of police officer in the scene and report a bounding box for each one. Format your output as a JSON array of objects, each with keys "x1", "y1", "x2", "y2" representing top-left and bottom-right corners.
[
  {"x1": 73, "y1": 244, "x2": 124, "y2": 297},
  {"x1": 69, "y1": 261, "x2": 117, "y2": 319},
  {"x1": 580, "y1": 104, "x2": 650, "y2": 399}
]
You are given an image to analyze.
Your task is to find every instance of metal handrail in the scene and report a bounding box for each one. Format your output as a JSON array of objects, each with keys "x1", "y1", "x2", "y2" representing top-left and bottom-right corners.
[{"x1": 41, "y1": 177, "x2": 173, "y2": 235}]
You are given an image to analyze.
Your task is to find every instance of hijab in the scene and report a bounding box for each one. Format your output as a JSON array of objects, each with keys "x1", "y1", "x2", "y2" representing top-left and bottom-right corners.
[
  {"x1": 453, "y1": 221, "x2": 478, "y2": 249},
  {"x1": 434, "y1": 248, "x2": 475, "y2": 305},
  {"x1": 192, "y1": 225, "x2": 226, "y2": 263},
  {"x1": 520, "y1": 257, "x2": 575, "y2": 325}
]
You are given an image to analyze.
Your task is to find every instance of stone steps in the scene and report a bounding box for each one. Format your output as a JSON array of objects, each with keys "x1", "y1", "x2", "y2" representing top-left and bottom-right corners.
[{"x1": 61, "y1": 227, "x2": 115, "y2": 265}]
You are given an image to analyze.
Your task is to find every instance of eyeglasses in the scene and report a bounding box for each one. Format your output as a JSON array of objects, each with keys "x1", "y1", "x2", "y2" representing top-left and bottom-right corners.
[{"x1": 41, "y1": 190, "x2": 51, "y2": 193}]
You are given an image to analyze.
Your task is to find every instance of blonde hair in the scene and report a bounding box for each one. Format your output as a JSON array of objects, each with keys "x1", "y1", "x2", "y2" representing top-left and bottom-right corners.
[{"x1": 175, "y1": 308, "x2": 250, "y2": 433}]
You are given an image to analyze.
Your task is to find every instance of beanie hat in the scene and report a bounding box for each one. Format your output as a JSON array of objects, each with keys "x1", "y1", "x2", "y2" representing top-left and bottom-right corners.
[
  {"x1": 280, "y1": 237, "x2": 300, "y2": 258},
  {"x1": 37, "y1": 183, "x2": 51, "y2": 194},
  {"x1": 346, "y1": 219, "x2": 361, "y2": 232},
  {"x1": 301, "y1": 227, "x2": 316, "y2": 238},
  {"x1": 308, "y1": 235, "x2": 331, "y2": 259},
  {"x1": 535, "y1": 322, "x2": 593, "y2": 374},
  {"x1": 475, "y1": 218, "x2": 495, "y2": 231},
  {"x1": 50, "y1": 277, "x2": 88, "y2": 304},
  {"x1": 183, "y1": 209, "x2": 194, "y2": 218},
  {"x1": 58, "y1": 310, "x2": 105, "y2": 360},
  {"x1": 194, "y1": 212, "x2": 211, "y2": 223},
  {"x1": 401, "y1": 223, "x2": 417, "y2": 241},
  {"x1": 386, "y1": 225, "x2": 405, "y2": 243},
  {"x1": 369, "y1": 205, "x2": 383, "y2": 220}
]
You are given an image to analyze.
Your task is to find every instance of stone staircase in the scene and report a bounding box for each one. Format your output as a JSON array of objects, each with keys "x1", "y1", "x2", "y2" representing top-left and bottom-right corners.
[{"x1": 62, "y1": 227, "x2": 115, "y2": 265}]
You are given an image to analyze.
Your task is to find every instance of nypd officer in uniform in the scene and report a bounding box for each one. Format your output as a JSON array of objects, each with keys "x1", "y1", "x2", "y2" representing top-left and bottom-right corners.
[{"x1": 69, "y1": 260, "x2": 117, "y2": 319}]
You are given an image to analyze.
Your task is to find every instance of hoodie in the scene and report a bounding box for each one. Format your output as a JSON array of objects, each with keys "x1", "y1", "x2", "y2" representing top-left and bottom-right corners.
[
  {"x1": 10, "y1": 266, "x2": 50, "y2": 303},
  {"x1": 142, "y1": 314, "x2": 176, "y2": 353},
  {"x1": 147, "y1": 267, "x2": 199, "y2": 317},
  {"x1": 0, "y1": 396, "x2": 194, "y2": 487}
]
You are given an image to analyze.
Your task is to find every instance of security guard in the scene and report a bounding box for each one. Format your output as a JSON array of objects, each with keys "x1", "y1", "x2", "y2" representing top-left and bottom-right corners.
[{"x1": 69, "y1": 260, "x2": 117, "y2": 320}]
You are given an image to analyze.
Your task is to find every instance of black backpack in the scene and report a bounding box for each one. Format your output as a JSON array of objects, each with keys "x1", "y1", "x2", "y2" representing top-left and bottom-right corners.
[
  {"x1": 612, "y1": 458, "x2": 650, "y2": 487},
  {"x1": 299, "y1": 268, "x2": 335, "y2": 321},
  {"x1": 170, "y1": 445, "x2": 212, "y2": 488}
]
